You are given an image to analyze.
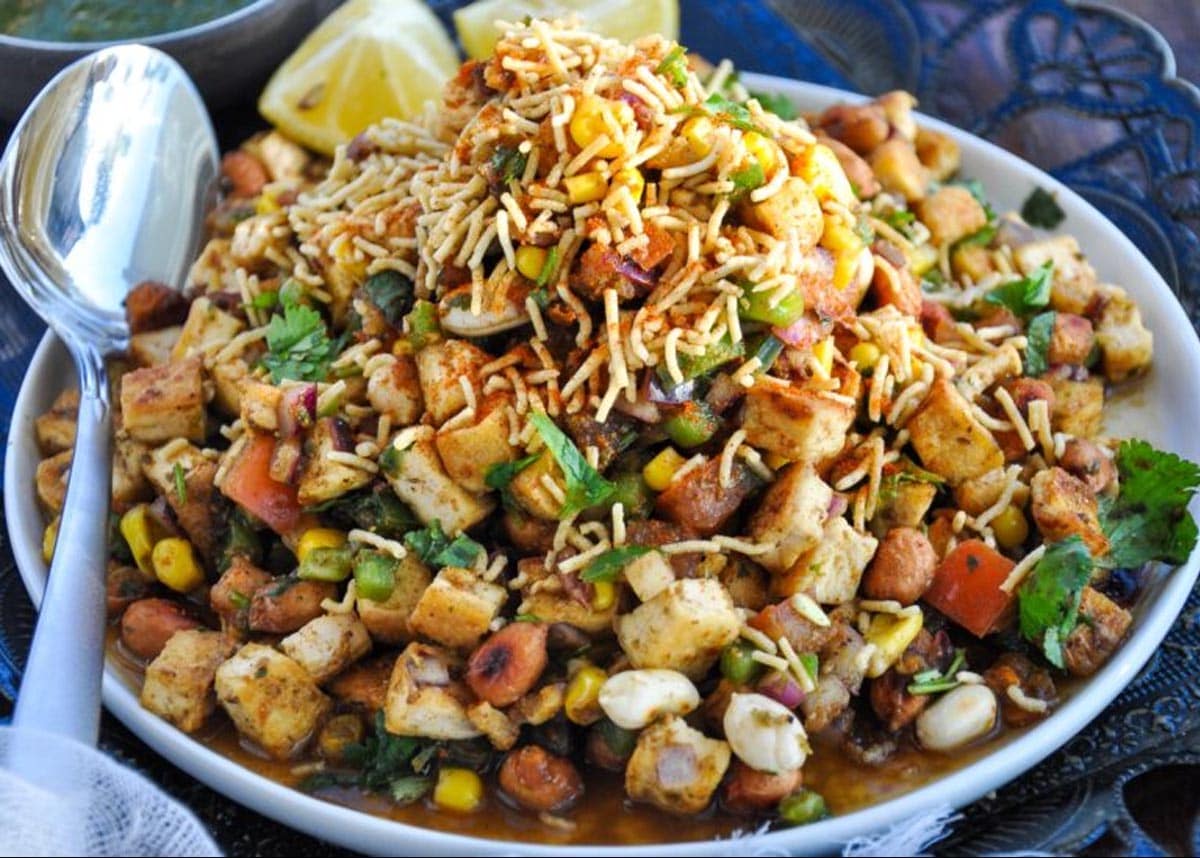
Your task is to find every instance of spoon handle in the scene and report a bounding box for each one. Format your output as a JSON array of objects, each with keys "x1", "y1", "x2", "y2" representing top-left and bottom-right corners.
[{"x1": 13, "y1": 345, "x2": 111, "y2": 745}]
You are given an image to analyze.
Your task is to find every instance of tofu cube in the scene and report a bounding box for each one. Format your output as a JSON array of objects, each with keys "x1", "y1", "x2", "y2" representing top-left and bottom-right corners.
[
  {"x1": 774, "y1": 516, "x2": 878, "y2": 604},
  {"x1": 298, "y1": 417, "x2": 374, "y2": 506},
  {"x1": 119, "y1": 356, "x2": 207, "y2": 444},
  {"x1": 214, "y1": 643, "x2": 332, "y2": 759},
  {"x1": 407, "y1": 566, "x2": 506, "y2": 651},
  {"x1": 747, "y1": 463, "x2": 833, "y2": 574},
  {"x1": 623, "y1": 550, "x2": 676, "y2": 602},
  {"x1": 367, "y1": 353, "x2": 423, "y2": 426},
  {"x1": 415, "y1": 339, "x2": 488, "y2": 425},
  {"x1": 1063, "y1": 586, "x2": 1132, "y2": 677},
  {"x1": 130, "y1": 325, "x2": 183, "y2": 368},
  {"x1": 356, "y1": 554, "x2": 433, "y2": 645},
  {"x1": 625, "y1": 716, "x2": 731, "y2": 815},
  {"x1": 384, "y1": 426, "x2": 496, "y2": 534},
  {"x1": 1094, "y1": 284, "x2": 1153, "y2": 382},
  {"x1": 384, "y1": 642, "x2": 481, "y2": 739},
  {"x1": 907, "y1": 378, "x2": 1004, "y2": 485},
  {"x1": 1046, "y1": 376, "x2": 1105, "y2": 438},
  {"x1": 1030, "y1": 467, "x2": 1109, "y2": 558},
  {"x1": 741, "y1": 377, "x2": 854, "y2": 465},
  {"x1": 36, "y1": 388, "x2": 79, "y2": 454},
  {"x1": 171, "y1": 296, "x2": 245, "y2": 362},
  {"x1": 435, "y1": 395, "x2": 518, "y2": 493},
  {"x1": 516, "y1": 559, "x2": 617, "y2": 635},
  {"x1": 280, "y1": 613, "x2": 372, "y2": 683},
  {"x1": 616, "y1": 579, "x2": 741, "y2": 679},
  {"x1": 141, "y1": 630, "x2": 236, "y2": 733}
]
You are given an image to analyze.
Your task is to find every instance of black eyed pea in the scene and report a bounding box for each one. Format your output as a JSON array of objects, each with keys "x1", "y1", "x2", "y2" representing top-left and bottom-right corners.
[
  {"x1": 722, "y1": 692, "x2": 810, "y2": 773},
  {"x1": 915, "y1": 684, "x2": 998, "y2": 752},
  {"x1": 597, "y1": 669, "x2": 699, "y2": 730}
]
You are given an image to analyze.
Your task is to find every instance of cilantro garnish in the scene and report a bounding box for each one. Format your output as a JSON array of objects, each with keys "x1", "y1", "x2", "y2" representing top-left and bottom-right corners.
[
  {"x1": 364, "y1": 270, "x2": 415, "y2": 327},
  {"x1": 581, "y1": 545, "x2": 651, "y2": 583},
  {"x1": 490, "y1": 144, "x2": 527, "y2": 186},
  {"x1": 403, "y1": 520, "x2": 484, "y2": 570},
  {"x1": 1021, "y1": 187, "x2": 1066, "y2": 229},
  {"x1": 261, "y1": 290, "x2": 338, "y2": 383},
  {"x1": 984, "y1": 261, "x2": 1053, "y2": 317},
  {"x1": 729, "y1": 161, "x2": 765, "y2": 199},
  {"x1": 485, "y1": 453, "x2": 540, "y2": 507},
  {"x1": 529, "y1": 412, "x2": 615, "y2": 518},
  {"x1": 907, "y1": 648, "x2": 966, "y2": 695},
  {"x1": 301, "y1": 712, "x2": 433, "y2": 803},
  {"x1": 172, "y1": 462, "x2": 187, "y2": 504},
  {"x1": 248, "y1": 290, "x2": 278, "y2": 312},
  {"x1": 1024, "y1": 311, "x2": 1056, "y2": 376},
  {"x1": 535, "y1": 245, "x2": 560, "y2": 288},
  {"x1": 751, "y1": 90, "x2": 797, "y2": 120},
  {"x1": 1098, "y1": 439, "x2": 1200, "y2": 569},
  {"x1": 655, "y1": 45, "x2": 688, "y2": 87},
  {"x1": 955, "y1": 222, "x2": 998, "y2": 249},
  {"x1": 677, "y1": 92, "x2": 768, "y2": 135},
  {"x1": 1018, "y1": 536, "x2": 1093, "y2": 668}
]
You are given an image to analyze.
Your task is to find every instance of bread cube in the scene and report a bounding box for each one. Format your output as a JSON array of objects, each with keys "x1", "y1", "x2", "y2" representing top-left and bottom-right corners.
[
  {"x1": 141, "y1": 630, "x2": 236, "y2": 733},
  {"x1": 298, "y1": 417, "x2": 373, "y2": 506},
  {"x1": 623, "y1": 550, "x2": 675, "y2": 602},
  {"x1": 1030, "y1": 467, "x2": 1109, "y2": 558},
  {"x1": 616, "y1": 579, "x2": 741, "y2": 679},
  {"x1": 916, "y1": 186, "x2": 988, "y2": 247},
  {"x1": 747, "y1": 463, "x2": 833, "y2": 574},
  {"x1": 907, "y1": 378, "x2": 1003, "y2": 485},
  {"x1": 280, "y1": 613, "x2": 372, "y2": 684},
  {"x1": 356, "y1": 554, "x2": 433, "y2": 645},
  {"x1": 384, "y1": 642, "x2": 480, "y2": 739},
  {"x1": 774, "y1": 516, "x2": 878, "y2": 604},
  {"x1": 215, "y1": 643, "x2": 332, "y2": 759},
  {"x1": 367, "y1": 353, "x2": 423, "y2": 426},
  {"x1": 383, "y1": 426, "x2": 495, "y2": 534},
  {"x1": 35, "y1": 388, "x2": 79, "y2": 454},
  {"x1": 1046, "y1": 376, "x2": 1105, "y2": 438},
  {"x1": 415, "y1": 339, "x2": 488, "y2": 425},
  {"x1": 1014, "y1": 236, "x2": 1099, "y2": 316},
  {"x1": 130, "y1": 325, "x2": 183, "y2": 368},
  {"x1": 1094, "y1": 284, "x2": 1152, "y2": 382},
  {"x1": 119, "y1": 356, "x2": 207, "y2": 444},
  {"x1": 407, "y1": 566, "x2": 505, "y2": 651},
  {"x1": 741, "y1": 377, "x2": 854, "y2": 465},
  {"x1": 515, "y1": 559, "x2": 617, "y2": 635},
  {"x1": 435, "y1": 395, "x2": 518, "y2": 493},
  {"x1": 171, "y1": 296, "x2": 244, "y2": 362},
  {"x1": 625, "y1": 716, "x2": 731, "y2": 815},
  {"x1": 1063, "y1": 587, "x2": 1132, "y2": 677}
]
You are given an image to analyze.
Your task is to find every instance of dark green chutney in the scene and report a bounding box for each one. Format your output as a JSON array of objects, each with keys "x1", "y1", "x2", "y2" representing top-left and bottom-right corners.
[{"x1": 0, "y1": 0, "x2": 258, "y2": 42}]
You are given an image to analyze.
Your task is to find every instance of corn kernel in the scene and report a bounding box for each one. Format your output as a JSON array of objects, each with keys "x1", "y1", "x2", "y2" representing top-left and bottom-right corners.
[
  {"x1": 865, "y1": 610, "x2": 924, "y2": 678},
  {"x1": 392, "y1": 338, "x2": 414, "y2": 356},
  {"x1": 433, "y1": 767, "x2": 484, "y2": 813},
  {"x1": 611, "y1": 167, "x2": 645, "y2": 203},
  {"x1": 297, "y1": 528, "x2": 347, "y2": 563},
  {"x1": 515, "y1": 245, "x2": 548, "y2": 281},
  {"x1": 910, "y1": 242, "x2": 939, "y2": 278},
  {"x1": 42, "y1": 515, "x2": 59, "y2": 564},
  {"x1": 848, "y1": 341, "x2": 882, "y2": 371},
  {"x1": 317, "y1": 713, "x2": 365, "y2": 762},
  {"x1": 120, "y1": 504, "x2": 165, "y2": 575},
  {"x1": 569, "y1": 95, "x2": 631, "y2": 158},
  {"x1": 795, "y1": 143, "x2": 856, "y2": 207},
  {"x1": 255, "y1": 192, "x2": 280, "y2": 215},
  {"x1": 564, "y1": 664, "x2": 608, "y2": 725},
  {"x1": 681, "y1": 116, "x2": 714, "y2": 159},
  {"x1": 643, "y1": 447, "x2": 687, "y2": 492},
  {"x1": 763, "y1": 452, "x2": 792, "y2": 470},
  {"x1": 820, "y1": 216, "x2": 863, "y2": 255},
  {"x1": 812, "y1": 336, "x2": 835, "y2": 378},
  {"x1": 564, "y1": 171, "x2": 608, "y2": 204},
  {"x1": 833, "y1": 249, "x2": 860, "y2": 291},
  {"x1": 591, "y1": 580, "x2": 615, "y2": 612},
  {"x1": 151, "y1": 537, "x2": 205, "y2": 593},
  {"x1": 743, "y1": 131, "x2": 778, "y2": 175},
  {"x1": 992, "y1": 505, "x2": 1029, "y2": 550}
]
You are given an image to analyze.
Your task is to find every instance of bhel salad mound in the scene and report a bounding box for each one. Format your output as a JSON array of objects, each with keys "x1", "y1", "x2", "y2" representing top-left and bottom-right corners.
[{"x1": 32, "y1": 18, "x2": 1200, "y2": 837}]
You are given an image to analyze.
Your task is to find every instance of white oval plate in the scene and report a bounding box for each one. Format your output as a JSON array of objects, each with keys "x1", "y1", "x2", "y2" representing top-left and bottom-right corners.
[{"x1": 7, "y1": 74, "x2": 1200, "y2": 856}]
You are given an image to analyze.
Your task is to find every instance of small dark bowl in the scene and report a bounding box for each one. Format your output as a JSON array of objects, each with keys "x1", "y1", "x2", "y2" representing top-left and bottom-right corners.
[{"x1": 0, "y1": 0, "x2": 328, "y2": 122}]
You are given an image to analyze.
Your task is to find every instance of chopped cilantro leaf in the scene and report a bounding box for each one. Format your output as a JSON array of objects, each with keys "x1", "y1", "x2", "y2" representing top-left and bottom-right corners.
[
  {"x1": 1024, "y1": 311, "x2": 1056, "y2": 376},
  {"x1": 700, "y1": 92, "x2": 766, "y2": 134},
  {"x1": 403, "y1": 520, "x2": 484, "y2": 570},
  {"x1": 364, "y1": 270, "x2": 415, "y2": 327},
  {"x1": 1099, "y1": 439, "x2": 1200, "y2": 569},
  {"x1": 490, "y1": 144, "x2": 527, "y2": 186},
  {"x1": 655, "y1": 45, "x2": 688, "y2": 87},
  {"x1": 262, "y1": 291, "x2": 338, "y2": 383},
  {"x1": 1018, "y1": 537, "x2": 1093, "y2": 668},
  {"x1": 172, "y1": 462, "x2": 187, "y2": 504},
  {"x1": 751, "y1": 90, "x2": 797, "y2": 120},
  {"x1": 1021, "y1": 187, "x2": 1066, "y2": 229},
  {"x1": 249, "y1": 290, "x2": 278, "y2": 311},
  {"x1": 984, "y1": 261, "x2": 1053, "y2": 317},
  {"x1": 581, "y1": 545, "x2": 651, "y2": 583},
  {"x1": 485, "y1": 453, "x2": 540, "y2": 507},
  {"x1": 529, "y1": 412, "x2": 615, "y2": 518},
  {"x1": 907, "y1": 649, "x2": 966, "y2": 694},
  {"x1": 955, "y1": 222, "x2": 997, "y2": 249},
  {"x1": 535, "y1": 245, "x2": 560, "y2": 288}
]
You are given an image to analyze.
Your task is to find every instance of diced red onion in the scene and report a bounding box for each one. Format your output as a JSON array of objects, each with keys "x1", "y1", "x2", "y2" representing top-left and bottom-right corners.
[
  {"x1": 277, "y1": 383, "x2": 317, "y2": 438},
  {"x1": 757, "y1": 669, "x2": 804, "y2": 709},
  {"x1": 328, "y1": 417, "x2": 355, "y2": 452},
  {"x1": 644, "y1": 371, "x2": 695, "y2": 405},
  {"x1": 772, "y1": 316, "x2": 823, "y2": 350},
  {"x1": 269, "y1": 436, "x2": 303, "y2": 484},
  {"x1": 827, "y1": 494, "x2": 849, "y2": 518},
  {"x1": 615, "y1": 257, "x2": 658, "y2": 286},
  {"x1": 655, "y1": 745, "x2": 699, "y2": 788}
]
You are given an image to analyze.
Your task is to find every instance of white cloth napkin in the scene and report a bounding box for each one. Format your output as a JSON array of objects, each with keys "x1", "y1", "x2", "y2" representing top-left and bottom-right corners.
[{"x1": 0, "y1": 726, "x2": 220, "y2": 857}]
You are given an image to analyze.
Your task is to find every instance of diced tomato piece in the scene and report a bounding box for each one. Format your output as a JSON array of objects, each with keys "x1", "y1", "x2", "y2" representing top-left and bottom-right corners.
[
  {"x1": 220, "y1": 431, "x2": 303, "y2": 535},
  {"x1": 923, "y1": 539, "x2": 1016, "y2": 637}
]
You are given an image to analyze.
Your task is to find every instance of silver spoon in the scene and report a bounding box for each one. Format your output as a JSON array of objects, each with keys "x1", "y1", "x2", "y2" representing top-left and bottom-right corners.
[{"x1": 0, "y1": 45, "x2": 218, "y2": 745}]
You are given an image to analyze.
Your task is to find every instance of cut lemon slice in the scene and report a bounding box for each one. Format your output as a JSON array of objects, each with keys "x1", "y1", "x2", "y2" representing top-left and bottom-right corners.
[
  {"x1": 259, "y1": 0, "x2": 459, "y2": 156},
  {"x1": 454, "y1": 0, "x2": 679, "y2": 61}
]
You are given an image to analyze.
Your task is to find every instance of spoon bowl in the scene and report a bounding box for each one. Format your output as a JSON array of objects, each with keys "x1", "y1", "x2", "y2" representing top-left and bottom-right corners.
[{"x1": 0, "y1": 45, "x2": 217, "y2": 747}]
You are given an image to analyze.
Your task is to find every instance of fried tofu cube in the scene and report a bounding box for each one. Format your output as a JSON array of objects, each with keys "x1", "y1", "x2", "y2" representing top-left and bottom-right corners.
[
  {"x1": 36, "y1": 388, "x2": 79, "y2": 454},
  {"x1": 956, "y1": 343, "x2": 1022, "y2": 402},
  {"x1": 119, "y1": 356, "x2": 207, "y2": 444},
  {"x1": 507, "y1": 450, "x2": 563, "y2": 521},
  {"x1": 356, "y1": 554, "x2": 433, "y2": 645},
  {"x1": 1063, "y1": 586, "x2": 1132, "y2": 677},
  {"x1": 515, "y1": 559, "x2": 617, "y2": 635},
  {"x1": 214, "y1": 643, "x2": 332, "y2": 759},
  {"x1": 1014, "y1": 236, "x2": 1099, "y2": 316},
  {"x1": 384, "y1": 642, "x2": 481, "y2": 739},
  {"x1": 140, "y1": 630, "x2": 236, "y2": 733},
  {"x1": 907, "y1": 378, "x2": 1004, "y2": 485},
  {"x1": 623, "y1": 550, "x2": 676, "y2": 602},
  {"x1": 467, "y1": 701, "x2": 520, "y2": 751},
  {"x1": 741, "y1": 377, "x2": 855, "y2": 465},
  {"x1": 143, "y1": 441, "x2": 219, "y2": 558},
  {"x1": 625, "y1": 716, "x2": 731, "y2": 815},
  {"x1": 747, "y1": 463, "x2": 833, "y2": 574},
  {"x1": 407, "y1": 566, "x2": 505, "y2": 651},
  {"x1": 435, "y1": 396, "x2": 518, "y2": 493},
  {"x1": 774, "y1": 517, "x2": 878, "y2": 604},
  {"x1": 35, "y1": 449, "x2": 72, "y2": 514},
  {"x1": 326, "y1": 655, "x2": 395, "y2": 712},
  {"x1": 953, "y1": 467, "x2": 1031, "y2": 517},
  {"x1": 298, "y1": 417, "x2": 373, "y2": 506},
  {"x1": 279, "y1": 613, "x2": 372, "y2": 684},
  {"x1": 871, "y1": 479, "x2": 938, "y2": 535},
  {"x1": 739, "y1": 176, "x2": 824, "y2": 246},
  {"x1": 415, "y1": 339, "x2": 488, "y2": 425},
  {"x1": 1045, "y1": 376, "x2": 1105, "y2": 438},
  {"x1": 112, "y1": 432, "x2": 152, "y2": 509},
  {"x1": 130, "y1": 325, "x2": 183, "y2": 367},
  {"x1": 1030, "y1": 467, "x2": 1109, "y2": 557},
  {"x1": 367, "y1": 353, "x2": 423, "y2": 426},
  {"x1": 383, "y1": 426, "x2": 495, "y2": 534},
  {"x1": 615, "y1": 579, "x2": 741, "y2": 679},
  {"x1": 916, "y1": 186, "x2": 988, "y2": 247},
  {"x1": 1094, "y1": 284, "x2": 1152, "y2": 382},
  {"x1": 171, "y1": 296, "x2": 244, "y2": 362}
]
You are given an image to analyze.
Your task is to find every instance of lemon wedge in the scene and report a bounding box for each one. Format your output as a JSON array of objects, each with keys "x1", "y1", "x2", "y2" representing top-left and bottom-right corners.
[
  {"x1": 259, "y1": 0, "x2": 459, "y2": 156},
  {"x1": 454, "y1": 0, "x2": 679, "y2": 61}
]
